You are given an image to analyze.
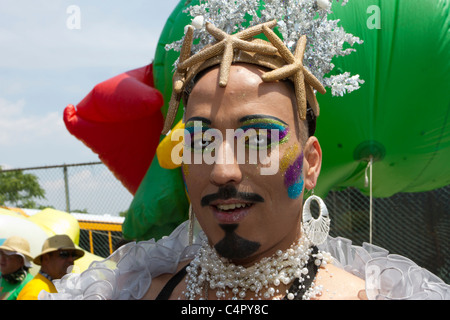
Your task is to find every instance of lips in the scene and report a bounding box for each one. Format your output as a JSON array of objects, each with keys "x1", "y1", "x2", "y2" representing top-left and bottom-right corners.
[
  {"x1": 201, "y1": 185, "x2": 264, "y2": 224},
  {"x1": 211, "y1": 201, "x2": 254, "y2": 224}
]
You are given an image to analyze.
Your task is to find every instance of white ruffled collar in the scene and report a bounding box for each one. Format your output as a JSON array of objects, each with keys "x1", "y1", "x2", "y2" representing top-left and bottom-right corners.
[{"x1": 41, "y1": 221, "x2": 450, "y2": 300}]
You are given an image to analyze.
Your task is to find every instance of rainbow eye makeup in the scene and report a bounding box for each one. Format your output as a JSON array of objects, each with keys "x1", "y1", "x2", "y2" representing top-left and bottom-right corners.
[
  {"x1": 184, "y1": 119, "x2": 216, "y2": 153},
  {"x1": 237, "y1": 116, "x2": 290, "y2": 150},
  {"x1": 184, "y1": 115, "x2": 290, "y2": 153}
]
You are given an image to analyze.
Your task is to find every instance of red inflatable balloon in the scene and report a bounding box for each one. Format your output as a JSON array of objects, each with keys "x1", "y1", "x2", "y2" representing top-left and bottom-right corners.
[{"x1": 63, "y1": 64, "x2": 164, "y2": 194}]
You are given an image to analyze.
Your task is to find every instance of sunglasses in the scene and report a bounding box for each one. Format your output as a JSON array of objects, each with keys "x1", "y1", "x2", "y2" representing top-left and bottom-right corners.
[{"x1": 58, "y1": 250, "x2": 79, "y2": 259}]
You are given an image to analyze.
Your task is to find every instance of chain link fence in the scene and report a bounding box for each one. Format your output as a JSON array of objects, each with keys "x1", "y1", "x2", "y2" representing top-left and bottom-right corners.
[
  {"x1": 324, "y1": 185, "x2": 450, "y2": 284},
  {"x1": 0, "y1": 162, "x2": 133, "y2": 258},
  {"x1": 71, "y1": 213, "x2": 127, "y2": 258},
  {"x1": 1, "y1": 162, "x2": 133, "y2": 215},
  {"x1": 1, "y1": 163, "x2": 448, "y2": 282}
]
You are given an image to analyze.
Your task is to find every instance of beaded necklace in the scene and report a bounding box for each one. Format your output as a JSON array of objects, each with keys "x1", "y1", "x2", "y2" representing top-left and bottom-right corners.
[{"x1": 182, "y1": 234, "x2": 327, "y2": 300}]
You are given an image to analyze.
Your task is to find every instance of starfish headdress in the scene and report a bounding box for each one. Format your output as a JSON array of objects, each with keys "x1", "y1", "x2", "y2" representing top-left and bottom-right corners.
[{"x1": 162, "y1": 0, "x2": 363, "y2": 135}]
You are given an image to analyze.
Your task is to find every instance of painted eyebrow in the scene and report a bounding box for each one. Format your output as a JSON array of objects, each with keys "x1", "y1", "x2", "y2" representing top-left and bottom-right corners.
[
  {"x1": 185, "y1": 117, "x2": 212, "y2": 125},
  {"x1": 238, "y1": 114, "x2": 288, "y2": 126}
]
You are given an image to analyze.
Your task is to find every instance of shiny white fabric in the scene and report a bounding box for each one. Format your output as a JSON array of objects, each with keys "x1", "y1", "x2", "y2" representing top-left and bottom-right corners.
[
  {"x1": 318, "y1": 237, "x2": 450, "y2": 300},
  {"x1": 41, "y1": 221, "x2": 450, "y2": 300}
]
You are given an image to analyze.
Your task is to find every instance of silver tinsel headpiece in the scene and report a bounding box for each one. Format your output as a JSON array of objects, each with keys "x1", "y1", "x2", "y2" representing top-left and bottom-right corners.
[
  {"x1": 162, "y1": 0, "x2": 364, "y2": 134},
  {"x1": 166, "y1": 0, "x2": 363, "y2": 96}
]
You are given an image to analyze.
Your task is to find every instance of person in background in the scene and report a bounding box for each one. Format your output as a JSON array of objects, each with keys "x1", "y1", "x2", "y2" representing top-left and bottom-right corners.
[
  {"x1": 17, "y1": 234, "x2": 84, "y2": 300},
  {"x1": 0, "y1": 236, "x2": 34, "y2": 300}
]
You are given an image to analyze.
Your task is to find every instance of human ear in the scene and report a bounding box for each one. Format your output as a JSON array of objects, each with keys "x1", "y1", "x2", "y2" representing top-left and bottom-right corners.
[{"x1": 303, "y1": 136, "x2": 322, "y2": 190}]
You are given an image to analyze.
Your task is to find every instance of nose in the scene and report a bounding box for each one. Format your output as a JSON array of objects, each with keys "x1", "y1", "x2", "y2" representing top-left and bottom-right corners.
[{"x1": 209, "y1": 139, "x2": 243, "y2": 186}]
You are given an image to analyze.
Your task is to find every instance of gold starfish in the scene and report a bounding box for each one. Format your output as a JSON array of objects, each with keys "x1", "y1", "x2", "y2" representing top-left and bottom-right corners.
[
  {"x1": 178, "y1": 20, "x2": 279, "y2": 87},
  {"x1": 162, "y1": 26, "x2": 194, "y2": 135},
  {"x1": 162, "y1": 21, "x2": 279, "y2": 134},
  {"x1": 262, "y1": 25, "x2": 326, "y2": 120},
  {"x1": 173, "y1": 25, "x2": 195, "y2": 94}
]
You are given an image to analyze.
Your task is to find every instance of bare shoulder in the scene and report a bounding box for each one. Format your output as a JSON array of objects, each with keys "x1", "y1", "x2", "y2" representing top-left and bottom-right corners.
[
  {"x1": 314, "y1": 263, "x2": 366, "y2": 300},
  {"x1": 141, "y1": 261, "x2": 190, "y2": 300}
]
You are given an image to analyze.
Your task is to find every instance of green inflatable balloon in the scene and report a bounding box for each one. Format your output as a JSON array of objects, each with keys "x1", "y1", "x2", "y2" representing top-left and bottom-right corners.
[
  {"x1": 122, "y1": 153, "x2": 189, "y2": 241},
  {"x1": 315, "y1": 0, "x2": 450, "y2": 197},
  {"x1": 126, "y1": 0, "x2": 449, "y2": 240},
  {"x1": 154, "y1": 0, "x2": 193, "y2": 120}
]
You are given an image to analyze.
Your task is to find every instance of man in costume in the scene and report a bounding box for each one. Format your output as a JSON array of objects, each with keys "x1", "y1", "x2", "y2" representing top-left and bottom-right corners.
[
  {"x1": 145, "y1": 61, "x2": 365, "y2": 299},
  {"x1": 43, "y1": 0, "x2": 450, "y2": 300}
]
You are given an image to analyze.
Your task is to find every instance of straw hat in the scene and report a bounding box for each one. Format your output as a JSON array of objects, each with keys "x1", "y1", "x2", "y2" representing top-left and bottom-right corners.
[
  {"x1": 33, "y1": 234, "x2": 85, "y2": 265},
  {"x1": 0, "y1": 236, "x2": 33, "y2": 267}
]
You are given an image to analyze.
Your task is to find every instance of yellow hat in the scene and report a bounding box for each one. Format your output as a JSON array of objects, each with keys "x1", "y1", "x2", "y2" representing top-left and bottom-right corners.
[{"x1": 33, "y1": 234, "x2": 84, "y2": 265}]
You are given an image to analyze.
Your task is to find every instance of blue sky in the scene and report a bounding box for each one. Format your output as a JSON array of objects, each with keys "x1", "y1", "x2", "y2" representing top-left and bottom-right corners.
[
  {"x1": 0, "y1": 1, "x2": 182, "y2": 214},
  {"x1": 0, "y1": 0, "x2": 180, "y2": 169}
]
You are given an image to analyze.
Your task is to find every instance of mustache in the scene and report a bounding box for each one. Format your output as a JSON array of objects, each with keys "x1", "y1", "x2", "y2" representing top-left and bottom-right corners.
[{"x1": 201, "y1": 185, "x2": 265, "y2": 207}]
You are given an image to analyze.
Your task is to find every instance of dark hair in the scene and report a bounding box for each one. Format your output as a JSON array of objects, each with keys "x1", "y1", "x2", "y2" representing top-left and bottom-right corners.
[
  {"x1": 182, "y1": 66, "x2": 317, "y2": 138},
  {"x1": 305, "y1": 103, "x2": 317, "y2": 137}
]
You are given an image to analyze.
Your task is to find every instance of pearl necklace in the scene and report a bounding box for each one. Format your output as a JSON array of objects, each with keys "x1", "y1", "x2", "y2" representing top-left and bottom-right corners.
[{"x1": 182, "y1": 234, "x2": 327, "y2": 300}]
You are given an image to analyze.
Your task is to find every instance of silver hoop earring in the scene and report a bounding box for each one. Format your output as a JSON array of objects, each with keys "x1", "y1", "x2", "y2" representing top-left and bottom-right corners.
[{"x1": 302, "y1": 195, "x2": 330, "y2": 246}]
